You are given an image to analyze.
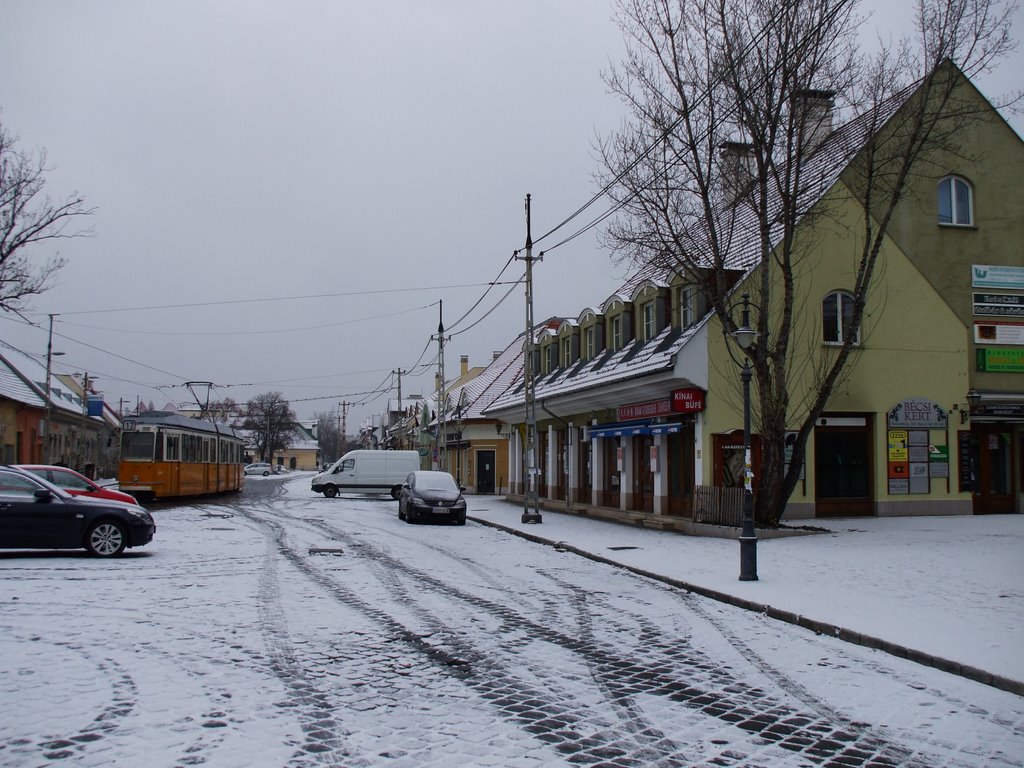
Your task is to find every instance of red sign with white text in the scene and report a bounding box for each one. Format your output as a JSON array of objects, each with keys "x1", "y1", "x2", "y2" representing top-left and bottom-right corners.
[
  {"x1": 617, "y1": 399, "x2": 673, "y2": 421},
  {"x1": 672, "y1": 388, "x2": 706, "y2": 413}
]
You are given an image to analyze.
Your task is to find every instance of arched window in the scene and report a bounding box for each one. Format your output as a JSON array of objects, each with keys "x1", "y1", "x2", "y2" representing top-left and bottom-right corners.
[
  {"x1": 822, "y1": 290, "x2": 859, "y2": 345},
  {"x1": 938, "y1": 175, "x2": 973, "y2": 226}
]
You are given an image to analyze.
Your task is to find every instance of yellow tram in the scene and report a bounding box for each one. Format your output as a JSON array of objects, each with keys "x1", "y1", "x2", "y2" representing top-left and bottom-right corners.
[{"x1": 119, "y1": 412, "x2": 245, "y2": 502}]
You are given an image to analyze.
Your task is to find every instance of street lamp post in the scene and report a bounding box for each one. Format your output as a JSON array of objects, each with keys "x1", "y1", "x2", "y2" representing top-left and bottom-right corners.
[{"x1": 730, "y1": 293, "x2": 759, "y2": 582}]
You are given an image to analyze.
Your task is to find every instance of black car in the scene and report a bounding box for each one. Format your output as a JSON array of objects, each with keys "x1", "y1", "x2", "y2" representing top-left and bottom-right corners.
[
  {"x1": 398, "y1": 470, "x2": 467, "y2": 525},
  {"x1": 0, "y1": 465, "x2": 155, "y2": 557}
]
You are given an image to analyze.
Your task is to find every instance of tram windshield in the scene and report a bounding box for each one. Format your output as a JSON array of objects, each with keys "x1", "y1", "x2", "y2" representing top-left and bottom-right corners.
[{"x1": 122, "y1": 432, "x2": 155, "y2": 461}]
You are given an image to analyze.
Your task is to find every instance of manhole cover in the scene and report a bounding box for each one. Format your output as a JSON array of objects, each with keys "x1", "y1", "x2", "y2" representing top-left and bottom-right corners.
[
  {"x1": 308, "y1": 548, "x2": 344, "y2": 556},
  {"x1": 607, "y1": 546, "x2": 639, "y2": 551}
]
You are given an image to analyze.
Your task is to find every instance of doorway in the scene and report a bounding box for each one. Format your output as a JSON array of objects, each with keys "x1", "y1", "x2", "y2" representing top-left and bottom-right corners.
[
  {"x1": 476, "y1": 450, "x2": 496, "y2": 494},
  {"x1": 814, "y1": 419, "x2": 872, "y2": 517},
  {"x1": 971, "y1": 425, "x2": 1016, "y2": 514}
]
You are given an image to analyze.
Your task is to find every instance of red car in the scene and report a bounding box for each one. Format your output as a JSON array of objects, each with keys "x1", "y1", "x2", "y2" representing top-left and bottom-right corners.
[{"x1": 16, "y1": 465, "x2": 142, "y2": 506}]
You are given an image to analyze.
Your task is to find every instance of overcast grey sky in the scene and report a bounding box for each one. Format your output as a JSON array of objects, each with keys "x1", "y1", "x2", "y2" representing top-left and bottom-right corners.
[{"x1": 2, "y1": 1, "x2": 1021, "y2": 431}]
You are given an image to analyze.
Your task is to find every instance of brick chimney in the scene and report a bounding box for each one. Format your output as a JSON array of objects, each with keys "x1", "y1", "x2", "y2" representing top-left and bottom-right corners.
[{"x1": 460, "y1": 355, "x2": 469, "y2": 377}]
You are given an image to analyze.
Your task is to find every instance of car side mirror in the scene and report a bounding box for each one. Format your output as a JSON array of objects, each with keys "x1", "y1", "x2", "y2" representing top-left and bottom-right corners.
[
  {"x1": 460, "y1": 486, "x2": 466, "y2": 493},
  {"x1": 33, "y1": 488, "x2": 53, "y2": 502}
]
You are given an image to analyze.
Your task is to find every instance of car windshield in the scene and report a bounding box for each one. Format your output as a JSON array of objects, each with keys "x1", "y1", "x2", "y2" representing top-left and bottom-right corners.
[{"x1": 416, "y1": 472, "x2": 459, "y2": 493}]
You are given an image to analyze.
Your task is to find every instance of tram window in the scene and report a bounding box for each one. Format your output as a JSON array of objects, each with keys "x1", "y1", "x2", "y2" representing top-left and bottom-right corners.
[
  {"x1": 122, "y1": 432, "x2": 155, "y2": 461},
  {"x1": 166, "y1": 434, "x2": 180, "y2": 461},
  {"x1": 203, "y1": 439, "x2": 210, "y2": 463}
]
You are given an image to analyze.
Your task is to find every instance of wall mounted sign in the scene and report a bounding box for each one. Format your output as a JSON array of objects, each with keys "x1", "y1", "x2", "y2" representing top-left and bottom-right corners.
[
  {"x1": 973, "y1": 293, "x2": 1024, "y2": 317},
  {"x1": 974, "y1": 321, "x2": 1024, "y2": 346},
  {"x1": 976, "y1": 348, "x2": 1024, "y2": 373},
  {"x1": 887, "y1": 399, "x2": 948, "y2": 429},
  {"x1": 671, "y1": 387, "x2": 706, "y2": 413},
  {"x1": 617, "y1": 398, "x2": 672, "y2": 422},
  {"x1": 972, "y1": 264, "x2": 1024, "y2": 290}
]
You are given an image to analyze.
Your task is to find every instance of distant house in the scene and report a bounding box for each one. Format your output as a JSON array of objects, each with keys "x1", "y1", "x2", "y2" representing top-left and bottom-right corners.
[{"x1": 0, "y1": 342, "x2": 111, "y2": 475}]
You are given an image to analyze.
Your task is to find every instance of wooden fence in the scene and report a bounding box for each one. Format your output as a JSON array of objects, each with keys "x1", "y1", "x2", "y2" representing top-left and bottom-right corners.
[{"x1": 692, "y1": 485, "x2": 745, "y2": 527}]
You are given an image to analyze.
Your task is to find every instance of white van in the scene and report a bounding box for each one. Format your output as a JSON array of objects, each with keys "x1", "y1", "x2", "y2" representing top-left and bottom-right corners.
[{"x1": 311, "y1": 450, "x2": 421, "y2": 498}]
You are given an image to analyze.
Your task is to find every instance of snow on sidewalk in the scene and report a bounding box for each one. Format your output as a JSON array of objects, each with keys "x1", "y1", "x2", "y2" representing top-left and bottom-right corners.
[{"x1": 466, "y1": 498, "x2": 1024, "y2": 688}]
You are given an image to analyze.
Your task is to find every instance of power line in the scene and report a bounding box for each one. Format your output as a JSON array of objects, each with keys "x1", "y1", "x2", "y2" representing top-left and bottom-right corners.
[
  {"x1": 22, "y1": 281, "x2": 520, "y2": 317},
  {"x1": 59, "y1": 302, "x2": 439, "y2": 337},
  {"x1": 530, "y1": 0, "x2": 857, "y2": 256}
]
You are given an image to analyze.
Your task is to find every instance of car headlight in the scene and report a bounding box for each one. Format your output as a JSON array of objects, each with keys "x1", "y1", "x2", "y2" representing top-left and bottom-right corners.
[{"x1": 124, "y1": 506, "x2": 152, "y2": 521}]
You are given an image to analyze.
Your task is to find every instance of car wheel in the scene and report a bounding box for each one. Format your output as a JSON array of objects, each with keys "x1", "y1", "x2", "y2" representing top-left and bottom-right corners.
[
  {"x1": 390, "y1": 485, "x2": 401, "y2": 500},
  {"x1": 262, "y1": 471, "x2": 270, "y2": 476},
  {"x1": 406, "y1": 507, "x2": 418, "y2": 524},
  {"x1": 323, "y1": 486, "x2": 338, "y2": 499},
  {"x1": 86, "y1": 520, "x2": 127, "y2": 557},
  {"x1": 455, "y1": 516, "x2": 466, "y2": 526}
]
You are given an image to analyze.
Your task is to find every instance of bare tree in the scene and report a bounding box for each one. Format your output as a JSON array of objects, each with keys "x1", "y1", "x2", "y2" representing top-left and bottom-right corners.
[
  {"x1": 207, "y1": 397, "x2": 240, "y2": 424},
  {"x1": 243, "y1": 392, "x2": 295, "y2": 464},
  {"x1": 599, "y1": 0, "x2": 1017, "y2": 524},
  {"x1": 0, "y1": 119, "x2": 94, "y2": 312},
  {"x1": 314, "y1": 410, "x2": 342, "y2": 465}
]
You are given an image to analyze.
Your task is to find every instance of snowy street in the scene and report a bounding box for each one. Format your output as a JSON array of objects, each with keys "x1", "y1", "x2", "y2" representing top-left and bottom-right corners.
[{"x1": 1, "y1": 474, "x2": 1022, "y2": 767}]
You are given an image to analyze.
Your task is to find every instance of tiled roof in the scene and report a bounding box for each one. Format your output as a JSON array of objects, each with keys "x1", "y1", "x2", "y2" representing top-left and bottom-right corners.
[
  {"x1": 0, "y1": 357, "x2": 45, "y2": 408},
  {"x1": 446, "y1": 334, "x2": 526, "y2": 421},
  {"x1": 0, "y1": 341, "x2": 85, "y2": 415}
]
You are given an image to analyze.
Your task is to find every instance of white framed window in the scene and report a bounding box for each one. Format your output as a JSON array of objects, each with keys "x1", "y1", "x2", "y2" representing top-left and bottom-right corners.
[
  {"x1": 938, "y1": 175, "x2": 973, "y2": 226},
  {"x1": 642, "y1": 303, "x2": 656, "y2": 341},
  {"x1": 680, "y1": 286, "x2": 695, "y2": 328},
  {"x1": 822, "y1": 290, "x2": 859, "y2": 345},
  {"x1": 584, "y1": 326, "x2": 595, "y2": 360},
  {"x1": 610, "y1": 316, "x2": 623, "y2": 351},
  {"x1": 562, "y1": 338, "x2": 573, "y2": 368}
]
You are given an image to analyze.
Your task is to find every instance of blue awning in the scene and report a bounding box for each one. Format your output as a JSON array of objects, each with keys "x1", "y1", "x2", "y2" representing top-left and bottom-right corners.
[
  {"x1": 588, "y1": 421, "x2": 653, "y2": 438},
  {"x1": 649, "y1": 423, "x2": 682, "y2": 435},
  {"x1": 589, "y1": 421, "x2": 685, "y2": 438}
]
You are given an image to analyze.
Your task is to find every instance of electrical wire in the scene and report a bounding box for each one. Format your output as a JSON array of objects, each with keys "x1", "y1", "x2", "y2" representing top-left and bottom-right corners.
[{"x1": 531, "y1": 0, "x2": 857, "y2": 255}]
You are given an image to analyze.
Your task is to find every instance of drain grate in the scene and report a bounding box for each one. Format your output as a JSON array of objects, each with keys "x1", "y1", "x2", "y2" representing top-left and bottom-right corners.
[
  {"x1": 308, "y1": 548, "x2": 344, "y2": 556},
  {"x1": 607, "y1": 546, "x2": 639, "y2": 551}
]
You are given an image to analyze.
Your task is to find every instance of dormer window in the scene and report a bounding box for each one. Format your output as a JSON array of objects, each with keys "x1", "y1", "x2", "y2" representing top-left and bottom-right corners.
[
  {"x1": 642, "y1": 303, "x2": 657, "y2": 341},
  {"x1": 938, "y1": 175, "x2": 973, "y2": 226},
  {"x1": 584, "y1": 326, "x2": 595, "y2": 360},
  {"x1": 610, "y1": 316, "x2": 623, "y2": 351},
  {"x1": 680, "y1": 286, "x2": 696, "y2": 328}
]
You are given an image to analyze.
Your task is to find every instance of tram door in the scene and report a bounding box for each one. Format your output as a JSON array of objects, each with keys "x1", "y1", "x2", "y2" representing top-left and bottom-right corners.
[{"x1": 971, "y1": 426, "x2": 1016, "y2": 514}]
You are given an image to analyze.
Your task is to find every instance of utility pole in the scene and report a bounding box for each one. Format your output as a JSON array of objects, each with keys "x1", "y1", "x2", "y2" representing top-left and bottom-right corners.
[
  {"x1": 79, "y1": 372, "x2": 91, "y2": 473},
  {"x1": 394, "y1": 368, "x2": 406, "y2": 448},
  {"x1": 516, "y1": 195, "x2": 542, "y2": 523},
  {"x1": 432, "y1": 302, "x2": 448, "y2": 470},
  {"x1": 42, "y1": 313, "x2": 63, "y2": 464},
  {"x1": 339, "y1": 401, "x2": 348, "y2": 455}
]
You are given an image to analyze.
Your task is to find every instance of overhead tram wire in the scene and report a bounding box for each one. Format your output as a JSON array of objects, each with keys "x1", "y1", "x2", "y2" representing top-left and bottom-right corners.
[
  {"x1": 57, "y1": 301, "x2": 441, "y2": 337},
  {"x1": 27, "y1": 281, "x2": 520, "y2": 318},
  {"x1": 527, "y1": 0, "x2": 857, "y2": 254}
]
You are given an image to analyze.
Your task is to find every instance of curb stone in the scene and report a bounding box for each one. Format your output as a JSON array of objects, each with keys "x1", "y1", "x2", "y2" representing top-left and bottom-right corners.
[{"x1": 469, "y1": 515, "x2": 1024, "y2": 698}]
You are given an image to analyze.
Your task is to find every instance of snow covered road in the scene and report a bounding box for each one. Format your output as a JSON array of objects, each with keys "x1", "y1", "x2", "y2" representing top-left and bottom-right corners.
[{"x1": 1, "y1": 475, "x2": 1021, "y2": 767}]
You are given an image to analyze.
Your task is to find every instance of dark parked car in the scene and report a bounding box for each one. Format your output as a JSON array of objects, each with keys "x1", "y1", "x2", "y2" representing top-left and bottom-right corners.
[
  {"x1": 0, "y1": 465, "x2": 155, "y2": 557},
  {"x1": 397, "y1": 470, "x2": 467, "y2": 525}
]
